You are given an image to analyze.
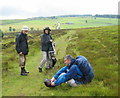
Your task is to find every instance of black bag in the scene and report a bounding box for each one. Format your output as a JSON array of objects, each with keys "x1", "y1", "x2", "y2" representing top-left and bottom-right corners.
[
  {"x1": 48, "y1": 51, "x2": 57, "y2": 68},
  {"x1": 47, "y1": 35, "x2": 57, "y2": 68}
]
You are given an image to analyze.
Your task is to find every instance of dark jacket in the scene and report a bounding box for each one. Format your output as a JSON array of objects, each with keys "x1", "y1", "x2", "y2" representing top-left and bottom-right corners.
[
  {"x1": 41, "y1": 33, "x2": 53, "y2": 52},
  {"x1": 16, "y1": 33, "x2": 29, "y2": 55}
]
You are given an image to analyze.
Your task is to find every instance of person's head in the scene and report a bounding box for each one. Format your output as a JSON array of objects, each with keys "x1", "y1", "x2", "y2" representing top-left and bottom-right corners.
[
  {"x1": 21, "y1": 26, "x2": 29, "y2": 34},
  {"x1": 64, "y1": 55, "x2": 73, "y2": 65},
  {"x1": 44, "y1": 27, "x2": 51, "y2": 34}
]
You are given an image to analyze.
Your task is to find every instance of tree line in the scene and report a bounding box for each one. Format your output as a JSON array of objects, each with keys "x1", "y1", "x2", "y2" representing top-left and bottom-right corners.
[{"x1": 94, "y1": 14, "x2": 119, "y2": 18}]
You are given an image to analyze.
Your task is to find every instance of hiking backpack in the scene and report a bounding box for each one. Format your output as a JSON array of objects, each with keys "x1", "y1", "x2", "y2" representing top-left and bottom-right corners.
[{"x1": 70, "y1": 56, "x2": 94, "y2": 83}]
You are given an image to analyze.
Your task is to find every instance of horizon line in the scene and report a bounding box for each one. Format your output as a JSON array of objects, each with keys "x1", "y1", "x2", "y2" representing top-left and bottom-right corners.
[{"x1": 0, "y1": 14, "x2": 119, "y2": 20}]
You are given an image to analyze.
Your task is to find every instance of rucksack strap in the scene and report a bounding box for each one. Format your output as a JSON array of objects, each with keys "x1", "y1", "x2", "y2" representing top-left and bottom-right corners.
[{"x1": 67, "y1": 59, "x2": 76, "y2": 69}]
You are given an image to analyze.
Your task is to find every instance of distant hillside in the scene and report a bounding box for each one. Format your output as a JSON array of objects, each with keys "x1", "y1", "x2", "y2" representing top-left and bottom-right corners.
[
  {"x1": 1, "y1": 19, "x2": 30, "y2": 25},
  {"x1": 29, "y1": 14, "x2": 119, "y2": 20},
  {"x1": 1, "y1": 14, "x2": 119, "y2": 25}
]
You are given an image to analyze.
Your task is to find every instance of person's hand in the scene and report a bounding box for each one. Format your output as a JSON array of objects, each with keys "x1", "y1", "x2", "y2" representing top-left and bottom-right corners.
[
  {"x1": 51, "y1": 82, "x2": 55, "y2": 86},
  {"x1": 50, "y1": 40, "x2": 53, "y2": 42},
  {"x1": 51, "y1": 77, "x2": 56, "y2": 82},
  {"x1": 19, "y1": 52, "x2": 23, "y2": 55}
]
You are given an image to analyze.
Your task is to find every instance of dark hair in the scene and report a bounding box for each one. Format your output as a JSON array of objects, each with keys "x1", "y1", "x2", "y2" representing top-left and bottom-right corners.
[
  {"x1": 43, "y1": 29, "x2": 50, "y2": 34},
  {"x1": 64, "y1": 55, "x2": 73, "y2": 60}
]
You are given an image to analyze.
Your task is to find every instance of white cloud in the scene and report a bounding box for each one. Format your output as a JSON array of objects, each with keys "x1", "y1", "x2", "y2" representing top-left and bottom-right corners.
[{"x1": 0, "y1": 0, "x2": 119, "y2": 19}]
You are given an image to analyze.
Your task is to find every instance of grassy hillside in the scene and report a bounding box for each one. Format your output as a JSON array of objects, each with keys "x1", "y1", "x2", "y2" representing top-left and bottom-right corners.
[
  {"x1": 0, "y1": 17, "x2": 118, "y2": 33},
  {"x1": 1, "y1": 19, "x2": 27, "y2": 25},
  {"x1": 2, "y1": 25, "x2": 118, "y2": 96}
]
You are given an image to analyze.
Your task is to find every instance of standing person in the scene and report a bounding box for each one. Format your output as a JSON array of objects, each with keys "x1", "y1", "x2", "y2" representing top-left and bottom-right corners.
[
  {"x1": 38, "y1": 27, "x2": 54, "y2": 72},
  {"x1": 16, "y1": 26, "x2": 29, "y2": 76}
]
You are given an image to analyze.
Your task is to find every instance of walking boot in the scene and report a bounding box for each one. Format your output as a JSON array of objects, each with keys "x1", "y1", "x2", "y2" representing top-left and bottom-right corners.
[
  {"x1": 24, "y1": 67, "x2": 29, "y2": 73},
  {"x1": 21, "y1": 67, "x2": 27, "y2": 76},
  {"x1": 38, "y1": 67, "x2": 42, "y2": 72}
]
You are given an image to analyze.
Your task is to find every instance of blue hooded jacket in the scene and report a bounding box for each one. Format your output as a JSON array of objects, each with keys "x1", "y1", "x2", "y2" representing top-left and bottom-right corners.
[
  {"x1": 53, "y1": 56, "x2": 94, "y2": 86},
  {"x1": 75, "y1": 56, "x2": 94, "y2": 83}
]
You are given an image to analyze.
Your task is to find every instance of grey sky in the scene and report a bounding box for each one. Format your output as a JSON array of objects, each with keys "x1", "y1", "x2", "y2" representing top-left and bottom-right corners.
[{"x1": 0, "y1": 0, "x2": 119, "y2": 19}]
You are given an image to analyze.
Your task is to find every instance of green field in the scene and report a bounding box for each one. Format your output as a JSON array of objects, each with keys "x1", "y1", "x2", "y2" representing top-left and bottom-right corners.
[
  {"x1": 1, "y1": 25, "x2": 118, "y2": 96},
  {"x1": 0, "y1": 17, "x2": 118, "y2": 33}
]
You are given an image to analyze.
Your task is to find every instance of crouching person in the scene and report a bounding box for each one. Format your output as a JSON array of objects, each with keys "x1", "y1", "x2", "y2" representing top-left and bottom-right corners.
[{"x1": 44, "y1": 55, "x2": 94, "y2": 87}]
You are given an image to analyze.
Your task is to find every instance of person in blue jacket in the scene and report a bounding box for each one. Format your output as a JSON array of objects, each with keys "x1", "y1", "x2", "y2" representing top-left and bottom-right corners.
[{"x1": 50, "y1": 55, "x2": 94, "y2": 87}]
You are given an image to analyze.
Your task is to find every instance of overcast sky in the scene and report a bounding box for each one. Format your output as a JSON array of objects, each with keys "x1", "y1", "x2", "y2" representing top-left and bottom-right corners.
[{"x1": 0, "y1": 0, "x2": 119, "y2": 19}]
